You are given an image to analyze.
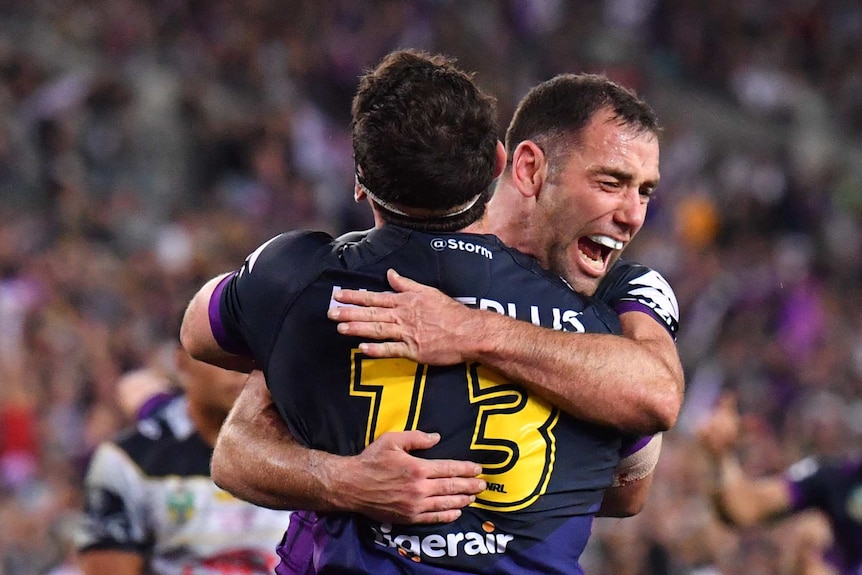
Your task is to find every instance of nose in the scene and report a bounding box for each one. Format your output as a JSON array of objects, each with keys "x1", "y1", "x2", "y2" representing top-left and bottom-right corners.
[{"x1": 614, "y1": 189, "x2": 647, "y2": 232}]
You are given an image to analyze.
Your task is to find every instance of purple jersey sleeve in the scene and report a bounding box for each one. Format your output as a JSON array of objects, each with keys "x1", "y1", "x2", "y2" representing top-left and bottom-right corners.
[{"x1": 595, "y1": 261, "x2": 679, "y2": 339}]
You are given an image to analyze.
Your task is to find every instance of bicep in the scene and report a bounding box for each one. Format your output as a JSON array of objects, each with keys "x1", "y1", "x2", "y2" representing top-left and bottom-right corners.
[{"x1": 619, "y1": 311, "x2": 684, "y2": 394}]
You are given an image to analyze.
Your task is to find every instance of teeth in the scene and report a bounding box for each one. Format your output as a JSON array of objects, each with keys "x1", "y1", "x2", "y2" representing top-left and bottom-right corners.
[{"x1": 588, "y1": 235, "x2": 624, "y2": 250}]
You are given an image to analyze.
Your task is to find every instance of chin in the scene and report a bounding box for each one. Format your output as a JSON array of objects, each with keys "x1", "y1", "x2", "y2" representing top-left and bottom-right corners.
[{"x1": 566, "y1": 273, "x2": 600, "y2": 297}]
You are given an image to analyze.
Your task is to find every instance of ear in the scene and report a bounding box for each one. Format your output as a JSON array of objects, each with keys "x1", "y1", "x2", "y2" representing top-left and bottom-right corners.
[
  {"x1": 354, "y1": 181, "x2": 366, "y2": 203},
  {"x1": 354, "y1": 165, "x2": 367, "y2": 202},
  {"x1": 511, "y1": 140, "x2": 546, "y2": 198},
  {"x1": 493, "y1": 141, "x2": 506, "y2": 178}
]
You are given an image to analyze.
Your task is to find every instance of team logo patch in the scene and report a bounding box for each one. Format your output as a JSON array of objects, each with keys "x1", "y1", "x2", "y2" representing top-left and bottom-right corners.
[{"x1": 167, "y1": 485, "x2": 196, "y2": 524}]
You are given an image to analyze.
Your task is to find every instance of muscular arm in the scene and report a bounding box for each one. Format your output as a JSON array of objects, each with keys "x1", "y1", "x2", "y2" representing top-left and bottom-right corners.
[
  {"x1": 212, "y1": 371, "x2": 487, "y2": 524},
  {"x1": 330, "y1": 269, "x2": 683, "y2": 435}
]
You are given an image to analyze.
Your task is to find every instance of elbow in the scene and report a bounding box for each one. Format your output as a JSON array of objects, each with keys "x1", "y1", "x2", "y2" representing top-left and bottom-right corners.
[
  {"x1": 651, "y1": 391, "x2": 681, "y2": 432},
  {"x1": 645, "y1": 379, "x2": 683, "y2": 432},
  {"x1": 210, "y1": 443, "x2": 236, "y2": 494},
  {"x1": 629, "y1": 388, "x2": 680, "y2": 435}
]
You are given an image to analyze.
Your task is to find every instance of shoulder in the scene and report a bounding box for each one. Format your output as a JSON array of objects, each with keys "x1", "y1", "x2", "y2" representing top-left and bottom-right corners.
[
  {"x1": 241, "y1": 231, "x2": 336, "y2": 274},
  {"x1": 230, "y1": 230, "x2": 339, "y2": 297}
]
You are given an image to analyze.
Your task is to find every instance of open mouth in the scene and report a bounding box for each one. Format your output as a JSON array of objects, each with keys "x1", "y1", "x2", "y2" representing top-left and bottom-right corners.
[{"x1": 576, "y1": 234, "x2": 624, "y2": 275}]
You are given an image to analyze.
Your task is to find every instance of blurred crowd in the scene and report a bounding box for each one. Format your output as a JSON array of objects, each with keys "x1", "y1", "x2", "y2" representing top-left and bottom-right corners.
[{"x1": 1, "y1": 1, "x2": 862, "y2": 573}]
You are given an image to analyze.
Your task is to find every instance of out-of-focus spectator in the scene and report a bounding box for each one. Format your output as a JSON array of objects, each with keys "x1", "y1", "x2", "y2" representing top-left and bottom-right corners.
[{"x1": 74, "y1": 349, "x2": 290, "y2": 575}]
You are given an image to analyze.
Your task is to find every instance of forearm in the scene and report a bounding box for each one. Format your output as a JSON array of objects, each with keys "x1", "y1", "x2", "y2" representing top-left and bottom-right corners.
[
  {"x1": 710, "y1": 453, "x2": 791, "y2": 527},
  {"x1": 211, "y1": 379, "x2": 345, "y2": 511},
  {"x1": 464, "y1": 311, "x2": 682, "y2": 434}
]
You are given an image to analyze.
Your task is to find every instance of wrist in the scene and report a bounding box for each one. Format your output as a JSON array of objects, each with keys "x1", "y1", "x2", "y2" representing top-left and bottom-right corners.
[
  {"x1": 306, "y1": 449, "x2": 353, "y2": 513},
  {"x1": 461, "y1": 309, "x2": 509, "y2": 362}
]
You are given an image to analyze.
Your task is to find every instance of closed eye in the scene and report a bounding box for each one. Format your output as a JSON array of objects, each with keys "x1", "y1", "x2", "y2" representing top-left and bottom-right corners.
[{"x1": 640, "y1": 186, "x2": 656, "y2": 199}]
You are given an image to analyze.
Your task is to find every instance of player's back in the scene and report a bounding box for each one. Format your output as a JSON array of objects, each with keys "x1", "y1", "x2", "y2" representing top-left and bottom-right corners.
[{"x1": 220, "y1": 225, "x2": 623, "y2": 574}]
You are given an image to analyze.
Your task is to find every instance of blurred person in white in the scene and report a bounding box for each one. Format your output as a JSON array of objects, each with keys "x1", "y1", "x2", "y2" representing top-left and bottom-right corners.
[
  {"x1": 74, "y1": 346, "x2": 290, "y2": 575},
  {"x1": 698, "y1": 394, "x2": 851, "y2": 575}
]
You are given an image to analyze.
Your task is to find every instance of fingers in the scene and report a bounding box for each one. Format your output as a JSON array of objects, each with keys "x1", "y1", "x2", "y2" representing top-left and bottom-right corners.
[
  {"x1": 333, "y1": 288, "x2": 397, "y2": 308},
  {"x1": 376, "y1": 431, "x2": 485, "y2": 480},
  {"x1": 407, "y1": 495, "x2": 476, "y2": 524},
  {"x1": 424, "y1": 459, "x2": 485, "y2": 482},
  {"x1": 376, "y1": 430, "x2": 442, "y2": 452},
  {"x1": 400, "y1": 480, "x2": 485, "y2": 525},
  {"x1": 329, "y1": 270, "x2": 425, "y2": 309},
  {"x1": 387, "y1": 268, "x2": 423, "y2": 293},
  {"x1": 355, "y1": 341, "x2": 411, "y2": 358},
  {"x1": 334, "y1": 317, "x2": 391, "y2": 337}
]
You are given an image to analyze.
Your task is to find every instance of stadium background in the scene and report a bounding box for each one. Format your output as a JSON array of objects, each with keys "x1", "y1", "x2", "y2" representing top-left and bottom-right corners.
[{"x1": 1, "y1": 1, "x2": 861, "y2": 573}]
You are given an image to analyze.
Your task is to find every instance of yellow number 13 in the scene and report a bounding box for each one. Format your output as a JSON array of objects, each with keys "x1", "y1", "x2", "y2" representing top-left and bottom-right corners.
[{"x1": 350, "y1": 352, "x2": 558, "y2": 511}]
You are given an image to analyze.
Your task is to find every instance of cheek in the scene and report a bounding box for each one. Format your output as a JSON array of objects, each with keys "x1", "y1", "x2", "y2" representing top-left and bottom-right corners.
[{"x1": 549, "y1": 195, "x2": 596, "y2": 234}]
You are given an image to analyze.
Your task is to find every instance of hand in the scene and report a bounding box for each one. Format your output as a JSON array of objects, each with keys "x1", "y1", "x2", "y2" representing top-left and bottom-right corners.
[
  {"x1": 328, "y1": 268, "x2": 482, "y2": 365},
  {"x1": 337, "y1": 430, "x2": 486, "y2": 525},
  {"x1": 696, "y1": 393, "x2": 740, "y2": 459}
]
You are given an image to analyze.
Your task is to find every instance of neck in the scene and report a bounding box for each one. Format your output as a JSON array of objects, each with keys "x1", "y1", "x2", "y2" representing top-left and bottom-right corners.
[
  {"x1": 460, "y1": 215, "x2": 490, "y2": 234},
  {"x1": 485, "y1": 180, "x2": 538, "y2": 258}
]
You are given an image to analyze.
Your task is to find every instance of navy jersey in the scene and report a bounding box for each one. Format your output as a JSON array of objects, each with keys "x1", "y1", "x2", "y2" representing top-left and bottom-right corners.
[
  {"x1": 74, "y1": 396, "x2": 291, "y2": 575},
  {"x1": 785, "y1": 456, "x2": 862, "y2": 574},
  {"x1": 212, "y1": 226, "x2": 624, "y2": 574}
]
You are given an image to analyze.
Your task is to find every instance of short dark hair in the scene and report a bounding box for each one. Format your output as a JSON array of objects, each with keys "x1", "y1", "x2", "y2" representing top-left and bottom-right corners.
[
  {"x1": 352, "y1": 50, "x2": 499, "y2": 232},
  {"x1": 505, "y1": 74, "x2": 660, "y2": 175}
]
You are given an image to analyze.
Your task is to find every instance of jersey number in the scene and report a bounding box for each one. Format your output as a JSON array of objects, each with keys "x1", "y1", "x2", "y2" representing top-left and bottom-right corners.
[{"x1": 349, "y1": 352, "x2": 558, "y2": 511}]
